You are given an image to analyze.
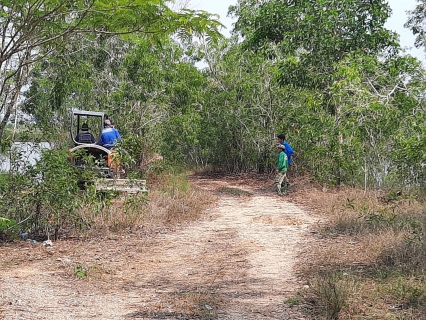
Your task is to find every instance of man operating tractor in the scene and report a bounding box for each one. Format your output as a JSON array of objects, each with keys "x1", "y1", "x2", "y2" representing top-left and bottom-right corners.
[{"x1": 98, "y1": 119, "x2": 122, "y2": 149}]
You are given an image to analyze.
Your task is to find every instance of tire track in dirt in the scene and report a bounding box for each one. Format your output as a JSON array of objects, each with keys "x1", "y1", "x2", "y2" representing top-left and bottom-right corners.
[{"x1": 175, "y1": 179, "x2": 315, "y2": 319}]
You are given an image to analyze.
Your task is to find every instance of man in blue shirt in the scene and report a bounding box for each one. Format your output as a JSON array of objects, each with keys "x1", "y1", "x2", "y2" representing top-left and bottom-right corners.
[
  {"x1": 277, "y1": 134, "x2": 293, "y2": 164},
  {"x1": 277, "y1": 134, "x2": 294, "y2": 187},
  {"x1": 98, "y1": 119, "x2": 122, "y2": 149}
]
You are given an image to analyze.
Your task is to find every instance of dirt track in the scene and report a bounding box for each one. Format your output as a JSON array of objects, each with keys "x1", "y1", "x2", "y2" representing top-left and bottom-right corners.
[{"x1": 0, "y1": 176, "x2": 316, "y2": 319}]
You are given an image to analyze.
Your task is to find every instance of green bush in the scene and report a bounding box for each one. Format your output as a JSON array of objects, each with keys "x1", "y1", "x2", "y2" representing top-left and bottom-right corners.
[{"x1": 0, "y1": 148, "x2": 85, "y2": 239}]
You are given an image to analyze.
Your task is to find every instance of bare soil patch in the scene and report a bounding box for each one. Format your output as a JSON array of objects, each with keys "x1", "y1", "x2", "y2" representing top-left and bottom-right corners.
[{"x1": 0, "y1": 174, "x2": 318, "y2": 319}]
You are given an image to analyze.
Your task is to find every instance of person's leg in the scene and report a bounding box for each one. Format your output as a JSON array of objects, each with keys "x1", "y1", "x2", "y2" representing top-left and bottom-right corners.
[
  {"x1": 280, "y1": 172, "x2": 288, "y2": 194},
  {"x1": 286, "y1": 164, "x2": 291, "y2": 186},
  {"x1": 274, "y1": 172, "x2": 286, "y2": 195}
]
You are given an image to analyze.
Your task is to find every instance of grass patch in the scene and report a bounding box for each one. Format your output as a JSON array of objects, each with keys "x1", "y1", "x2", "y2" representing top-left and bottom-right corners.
[
  {"x1": 0, "y1": 173, "x2": 8, "y2": 184},
  {"x1": 125, "y1": 290, "x2": 220, "y2": 319},
  {"x1": 168, "y1": 291, "x2": 219, "y2": 319},
  {"x1": 303, "y1": 273, "x2": 354, "y2": 320},
  {"x1": 286, "y1": 294, "x2": 303, "y2": 307},
  {"x1": 216, "y1": 187, "x2": 252, "y2": 197},
  {"x1": 295, "y1": 186, "x2": 426, "y2": 319},
  {"x1": 383, "y1": 277, "x2": 426, "y2": 309},
  {"x1": 80, "y1": 170, "x2": 217, "y2": 238}
]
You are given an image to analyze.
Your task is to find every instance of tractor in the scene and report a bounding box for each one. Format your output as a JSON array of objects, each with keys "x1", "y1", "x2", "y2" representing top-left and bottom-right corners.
[{"x1": 68, "y1": 109, "x2": 147, "y2": 193}]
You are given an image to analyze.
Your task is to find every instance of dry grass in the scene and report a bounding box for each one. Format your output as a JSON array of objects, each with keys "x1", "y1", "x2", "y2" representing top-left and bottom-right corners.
[
  {"x1": 165, "y1": 291, "x2": 220, "y2": 319},
  {"x1": 303, "y1": 274, "x2": 357, "y2": 320},
  {"x1": 215, "y1": 186, "x2": 253, "y2": 197},
  {"x1": 125, "y1": 290, "x2": 219, "y2": 320},
  {"x1": 77, "y1": 171, "x2": 217, "y2": 239},
  {"x1": 291, "y1": 182, "x2": 426, "y2": 319}
]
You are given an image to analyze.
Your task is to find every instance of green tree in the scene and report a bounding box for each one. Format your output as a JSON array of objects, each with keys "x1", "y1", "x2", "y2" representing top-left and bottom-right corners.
[
  {"x1": 406, "y1": 0, "x2": 426, "y2": 49},
  {"x1": 230, "y1": 0, "x2": 398, "y2": 90},
  {"x1": 196, "y1": 39, "x2": 293, "y2": 173},
  {"x1": 326, "y1": 54, "x2": 426, "y2": 187},
  {"x1": 0, "y1": 0, "x2": 223, "y2": 141},
  {"x1": 23, "y1": 33, "x2": 212, "y2": 173},
  {"x1": 227, "y1": 0, "x2": 416, "y2": 186}
]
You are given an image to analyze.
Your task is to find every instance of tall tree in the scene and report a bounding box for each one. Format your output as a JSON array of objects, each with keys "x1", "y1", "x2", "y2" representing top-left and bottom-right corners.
[
  {"x1": 197, "y1": 39, "x2": 292, "y2": 173},
  {"x1": 0, "y1": 0, "x2": 223, "y2": 141},
  {"x1": 228, "y1": 0, "x2": 407, "y2": 185},
  {"x1": 229, "y1": 0, "x2": 399, "y2": 89},
  {"x1": 406, "y1": 0, "x2": 426, "y2": 50}
]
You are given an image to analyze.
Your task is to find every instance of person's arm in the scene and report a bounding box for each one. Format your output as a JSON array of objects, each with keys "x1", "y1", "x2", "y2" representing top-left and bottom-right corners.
[
  {"x1": 284, "y1": 142, "x2": 294, "y2": 157},
  {"x1": 115, "y1": 129, "x2": 122, "y2": 141}
]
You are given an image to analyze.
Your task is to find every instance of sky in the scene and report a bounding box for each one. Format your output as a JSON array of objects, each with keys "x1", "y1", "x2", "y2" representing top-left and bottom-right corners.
[{"x1": 187, "y1": 0, "x2": 425, "y2": 62}]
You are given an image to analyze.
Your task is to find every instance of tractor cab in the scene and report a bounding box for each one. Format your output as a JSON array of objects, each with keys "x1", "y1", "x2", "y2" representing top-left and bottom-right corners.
[
  {"x1": 69, "y1": 109, "x2": 116, "y2": 178},
  {"x1": 68, "y1": 109, "x2": 147, "y2": 193},
  {"x1": 70, "y1": 109, "x2": 105, "y2": 146}
]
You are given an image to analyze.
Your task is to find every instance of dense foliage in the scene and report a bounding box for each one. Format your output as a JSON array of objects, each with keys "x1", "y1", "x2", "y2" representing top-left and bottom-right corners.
[
  {"x1": 0, "y1": 0, "x2": 425, "y2": 238},
  {"x1": 0, "y1": 0, "x2": 222, "y2": 140}
]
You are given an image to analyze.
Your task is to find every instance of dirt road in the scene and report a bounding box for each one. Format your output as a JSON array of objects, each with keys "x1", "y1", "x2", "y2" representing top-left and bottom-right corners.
[{"x1": 0, "y1": 176, "x2": 316, "y2": 319}]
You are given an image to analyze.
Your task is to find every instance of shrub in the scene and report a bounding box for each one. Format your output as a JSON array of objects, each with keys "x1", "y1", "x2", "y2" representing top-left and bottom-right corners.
[
  {"x1": 304, "y1": 273, "x2": 353, "y2": 320},
  {"x1": 0, "y1": 148, "x2": 86, "y2": 239}
]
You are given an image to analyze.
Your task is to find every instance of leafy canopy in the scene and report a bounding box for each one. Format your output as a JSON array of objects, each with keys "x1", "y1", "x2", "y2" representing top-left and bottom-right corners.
[
  {"x1": 405, "y1": 0, "x2": 426, "y2": 49},
  {"x1": 229, "y1": 0, "x2": 399, "y2": 89},
  {"x1": 0, "y1": 0, "x2": 223, "y2": 64},
  {"x1": 0, "y1": 0, "x2": 223, "y2": 141}
]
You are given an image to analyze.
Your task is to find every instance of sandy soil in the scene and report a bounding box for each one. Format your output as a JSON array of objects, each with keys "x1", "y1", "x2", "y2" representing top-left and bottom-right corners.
[{"x1": 0, "y1": 175, "x2": 318, "y2": 319}]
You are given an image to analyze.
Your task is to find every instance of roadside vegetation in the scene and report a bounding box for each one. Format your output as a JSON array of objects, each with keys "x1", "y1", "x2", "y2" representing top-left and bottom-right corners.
[
  {"x1": 81, "y1": 169, "x2": 217, "y2": 239},
  {"x1": 290, "y1": 185, "x2": 426, "y2": 319},
  {"x1": 0, "y1": 149, "x2": 215, "y2": 242},
  {"x1": 1, "y1": 0, "x2": 426, "y2": 319}
]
